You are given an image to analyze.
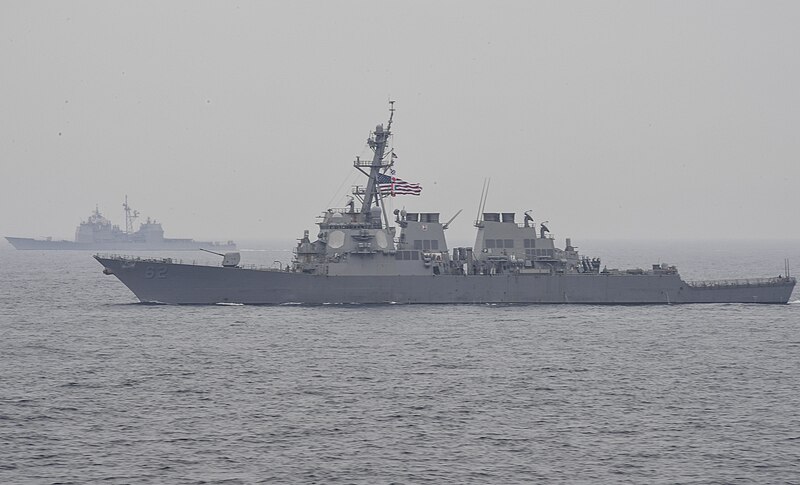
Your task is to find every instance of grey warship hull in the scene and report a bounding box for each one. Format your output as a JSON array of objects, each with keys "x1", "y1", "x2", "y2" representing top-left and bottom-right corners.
[
  {"x1": 6, "y1": 237, "x2": 236, "y2": 251},
  {"x1": 94, "y1": 106, "x2": 796, "y2": 306},
  {"x1": 95, "y1": 256, "x2": 796, "y2": 305}
]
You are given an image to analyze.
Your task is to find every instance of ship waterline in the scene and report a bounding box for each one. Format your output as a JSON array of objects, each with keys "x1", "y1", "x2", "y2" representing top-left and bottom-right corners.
[{"x1": 95, "y1": 255, "x2": 795, "y2": 305}]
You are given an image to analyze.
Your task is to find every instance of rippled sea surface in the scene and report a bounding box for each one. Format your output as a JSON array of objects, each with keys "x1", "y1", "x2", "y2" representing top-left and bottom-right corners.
[{"x1": 2, "y1": 241, "x2": 799, "y2": 484}]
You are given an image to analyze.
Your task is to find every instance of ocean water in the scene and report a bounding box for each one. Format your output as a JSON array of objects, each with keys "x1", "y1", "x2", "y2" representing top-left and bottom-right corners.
[{"x1": 1, "y1": 240, "x2": 799, "y2": 484}]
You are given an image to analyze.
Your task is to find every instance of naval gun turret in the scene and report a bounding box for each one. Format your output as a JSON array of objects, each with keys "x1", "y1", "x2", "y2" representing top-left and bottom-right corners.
[{"x1": 200, "y1": 248, "x2": 241, "y2": 267}]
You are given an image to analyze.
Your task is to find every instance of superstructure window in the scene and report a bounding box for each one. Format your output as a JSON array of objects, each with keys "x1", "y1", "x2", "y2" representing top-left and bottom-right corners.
[
  {"x1": 414, "y1": 239, "x2": 441, "y2": 251},
  {"x1": 487, "y1": 239, "x2": 514, "y2": 249},
  {"x1": 395, "y1": 250, "x2": 421, "y2": 261}
]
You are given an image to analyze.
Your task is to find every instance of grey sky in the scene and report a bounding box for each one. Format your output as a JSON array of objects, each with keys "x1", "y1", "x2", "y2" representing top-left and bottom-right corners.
[{"x1": 2, "y1": 1, "x2": 798, "y2": 246}]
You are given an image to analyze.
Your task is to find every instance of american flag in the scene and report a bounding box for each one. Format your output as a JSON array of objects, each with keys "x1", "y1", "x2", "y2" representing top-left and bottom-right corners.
[{"x1": 376, "y1": 172, "x2": 422, "y2": 196}]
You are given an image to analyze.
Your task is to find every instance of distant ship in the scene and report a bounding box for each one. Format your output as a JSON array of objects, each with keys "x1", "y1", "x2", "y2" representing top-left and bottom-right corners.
[
  {"x1": 95, "y1": 105, "x2": 795, "y2": 304},
  {"x1": 6, "y1": 196, "x2": 236, "y2": 251}
]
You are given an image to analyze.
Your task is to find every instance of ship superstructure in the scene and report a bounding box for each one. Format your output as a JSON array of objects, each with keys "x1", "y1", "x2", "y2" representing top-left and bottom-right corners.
[{"x1": 95, "y1": 106, "x2": 795, "y2": 304}]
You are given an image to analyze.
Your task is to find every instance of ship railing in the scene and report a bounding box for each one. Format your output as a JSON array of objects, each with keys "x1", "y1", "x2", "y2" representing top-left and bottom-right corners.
[
  {"x1": 687, "y1": 276, "x2": 793, "y2": 288},
  {"x1": 98, "y1": 253, "x2": 292, "y2": 271},
  {"x1": 99, "y1": 253, "x2": 214, "y2": 266},
  {"x1": 353, "y1": 159, "x2": 391, "y2": 169},
  {"x1": 324, "y1": 207, "x2": 352, "y2": 214},
  {"x1": 240, "y1": 264, "x2": 287, "y2": 272}
]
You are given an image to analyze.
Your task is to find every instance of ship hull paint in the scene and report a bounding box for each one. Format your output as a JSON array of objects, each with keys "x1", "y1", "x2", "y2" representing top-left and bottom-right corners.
[
  {"x1": 6, "y1": 237, "x2": 236, "y2": 251},
  {"x1": 95, "y1": 257, "x2": 796, "y2": 305}
]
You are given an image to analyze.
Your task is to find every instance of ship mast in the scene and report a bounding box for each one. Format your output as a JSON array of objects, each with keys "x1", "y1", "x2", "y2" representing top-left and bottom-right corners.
[
  {"x1": 122, "y1": 195, "x2": 139, "y2": 234},
  {"x1": 358, "y1": 102, "x2": 395, "y2": 219}
]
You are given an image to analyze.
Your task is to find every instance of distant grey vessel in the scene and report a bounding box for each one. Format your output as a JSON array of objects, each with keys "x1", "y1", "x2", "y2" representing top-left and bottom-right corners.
[
  {"x1": 7, "y1": 196, "x2": 236, "y2": 251},
  {"x1": 96, "y1": 106, "x2": 795, "y2": 304}
]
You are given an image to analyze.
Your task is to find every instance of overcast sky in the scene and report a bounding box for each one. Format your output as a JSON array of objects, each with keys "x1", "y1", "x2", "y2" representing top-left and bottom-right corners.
[{"x1": 2, "y1": 1, "x2": 798, "y2": 247}]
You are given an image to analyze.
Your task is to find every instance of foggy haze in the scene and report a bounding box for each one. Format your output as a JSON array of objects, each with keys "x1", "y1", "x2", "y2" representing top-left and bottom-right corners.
[{"x1": 2, "y1": 1, "x2": 799, "y2": 247}]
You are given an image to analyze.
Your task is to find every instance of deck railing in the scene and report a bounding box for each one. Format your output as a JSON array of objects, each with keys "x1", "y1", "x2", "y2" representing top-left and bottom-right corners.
[
  {"x1": 97, "y1": 253, "x2": 288, "y2": 272},
  {"x1": 687, "y1": 276, "x2": 794, "y2": 288}
]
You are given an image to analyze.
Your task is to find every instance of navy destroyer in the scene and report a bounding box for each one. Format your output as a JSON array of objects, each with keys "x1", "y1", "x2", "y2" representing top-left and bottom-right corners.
[
  {"x1": 7, "y1": 196, "x2": 236, "y2": 251},
  {"x1": 96, "y1": 106, "x2": 795, "y2": 304}
]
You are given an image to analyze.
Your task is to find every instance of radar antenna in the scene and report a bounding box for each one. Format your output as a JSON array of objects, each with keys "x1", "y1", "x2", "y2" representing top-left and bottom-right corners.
[
  {"x1": 386, "y1": 100, "x2": 395, "y2": 132},
  {"x1": 540, "y1": 221, "x2": 550, "y2": 239},
  {"x1": 524, "y1": 210, "x2": 534, "y2": 228}
]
